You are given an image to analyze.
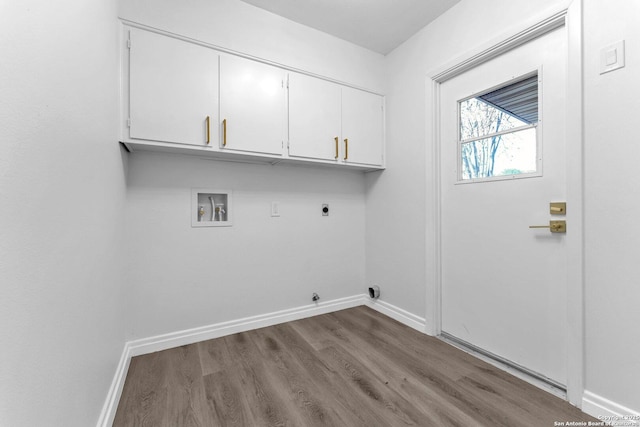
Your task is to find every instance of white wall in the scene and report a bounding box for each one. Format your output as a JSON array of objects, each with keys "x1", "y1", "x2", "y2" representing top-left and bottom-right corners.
[
  {"x1": 365, "y1": 0, "x2": 564, "y2": 326},
  {"x1": 0, "y1": 1, "x2": 126, "y2": 426},
  {"x1": 119, "y1": 0, "x2": 385, "y2": 341},
  {"x1": 125, "y1": 154, "x2": 365, "y2": 338},
  {"x1": 583, "y1": 0, "x2": 640, "y2": 413}
]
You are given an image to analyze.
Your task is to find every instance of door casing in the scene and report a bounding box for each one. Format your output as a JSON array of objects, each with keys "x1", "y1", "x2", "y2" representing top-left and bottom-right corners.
[{"x1": 425, "y1": 1, "x2": 584, "y2": 407}]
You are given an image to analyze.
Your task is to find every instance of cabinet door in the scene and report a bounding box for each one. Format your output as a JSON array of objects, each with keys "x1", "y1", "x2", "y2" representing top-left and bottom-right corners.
[
  {"x1": 288, "y1": 73, "x2": 341, "y2": 161},
  {"x1": 219, "y1": 55, "x2": 286, "y2": 156},
  {"x1": 128, "y1": 28, "x2": 218, "y2": 146},
  {"x1": 341, "y1": 87, "x2": 384, "y2": 166}
]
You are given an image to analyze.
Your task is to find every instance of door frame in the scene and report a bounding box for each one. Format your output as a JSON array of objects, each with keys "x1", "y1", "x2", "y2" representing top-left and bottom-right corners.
[{"x1": 424, "y1": 1, "x2": 584, "y2": 406}]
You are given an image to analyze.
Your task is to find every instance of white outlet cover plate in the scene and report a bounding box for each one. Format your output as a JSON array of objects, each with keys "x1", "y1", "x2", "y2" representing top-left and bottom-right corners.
[
  {"x1": 271, "y1": 201, "x2": 280, "y2": 217},
  {"x1": 600, "y1": 40, "x2": 625, "y2": 74}
]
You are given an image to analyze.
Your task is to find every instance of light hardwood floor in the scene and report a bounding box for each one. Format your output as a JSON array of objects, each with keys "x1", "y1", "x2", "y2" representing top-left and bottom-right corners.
[{"x1": 114, "y1": 306, "x2": 596, "y2": 426}]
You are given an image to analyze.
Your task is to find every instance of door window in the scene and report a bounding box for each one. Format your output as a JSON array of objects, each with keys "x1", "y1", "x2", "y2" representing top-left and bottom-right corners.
[{"x1": 458, "y1": 72, "x2": 540, "y2": 182}]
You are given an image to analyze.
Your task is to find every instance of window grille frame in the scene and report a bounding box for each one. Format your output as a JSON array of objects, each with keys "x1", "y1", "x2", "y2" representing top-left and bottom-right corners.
[{"x1": 455, "y1": 68, "x2": 543, "y2": 184}]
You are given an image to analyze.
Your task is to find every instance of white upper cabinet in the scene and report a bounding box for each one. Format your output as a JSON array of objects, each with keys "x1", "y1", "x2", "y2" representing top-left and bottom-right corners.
[
  {"x1": 288, "y1": 72, "x2": 384, "y2": 167},
  {"x1": 127, "y1": 28, "x2": 218, "y2": 147},
  {"x1": 219, "y1": 55, "x2": 287, "y2": 156},
  {"x1": 289, "y1": 73, "x2": 342, "y2": 161},
  {"x1": 121, "y1": 25, "x2": 384, "y2": 170},
  {"x1": 341, "y1": 86, "x2": 385, "y2": 167}
]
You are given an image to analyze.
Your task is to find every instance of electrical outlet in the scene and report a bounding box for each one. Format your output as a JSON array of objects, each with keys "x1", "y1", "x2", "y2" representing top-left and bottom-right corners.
[{"x1": 322, "y1": 204, "x2": 329, "y2": 216}]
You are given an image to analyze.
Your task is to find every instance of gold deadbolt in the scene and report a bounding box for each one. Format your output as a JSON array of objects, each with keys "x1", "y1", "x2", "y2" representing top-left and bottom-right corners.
[{"x1": 550, "y1": 202, "x2": 566, "y2": 215}]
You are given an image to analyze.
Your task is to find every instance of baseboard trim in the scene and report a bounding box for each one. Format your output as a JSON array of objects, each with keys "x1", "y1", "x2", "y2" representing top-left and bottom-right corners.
[
  {"x1": 96, "y1": 343, "x2": 133, "y2": 427},
  {"x1": 582, "y1": 390, "x2": 640, "y2": 426},
  {"x1": 98, "y1": 294, "x2": 368, "y2": 426},
  {"x1": 97, "y1": 294, "x2": 428, "y2": 427},
  {"x1": 366, "y1": 298, "x2": 427, "y2": 332},
  {"x1": 127, "y1": 294, "x2": 365, "y2": 357}
]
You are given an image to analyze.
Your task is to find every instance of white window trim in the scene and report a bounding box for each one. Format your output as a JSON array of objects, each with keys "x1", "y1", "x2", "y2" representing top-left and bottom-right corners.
[{"x1": 455, "y1": 67, "x2": 543, "y2": 184}]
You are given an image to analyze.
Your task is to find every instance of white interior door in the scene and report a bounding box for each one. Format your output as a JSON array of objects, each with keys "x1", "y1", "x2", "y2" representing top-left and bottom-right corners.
[{"x1": 440, "y1": 27, "x2": 568, "y2": 386}]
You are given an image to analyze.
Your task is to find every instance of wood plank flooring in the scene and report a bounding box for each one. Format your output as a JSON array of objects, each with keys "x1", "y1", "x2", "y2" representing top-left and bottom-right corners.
[{"x1": 113, "y1": 306, "x2": 596, "y2": 426}]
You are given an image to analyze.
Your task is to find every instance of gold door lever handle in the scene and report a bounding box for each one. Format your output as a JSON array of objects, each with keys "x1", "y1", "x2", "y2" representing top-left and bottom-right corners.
[{"x1": 529, "y1": 220, "x2": 566, "y2": 233}]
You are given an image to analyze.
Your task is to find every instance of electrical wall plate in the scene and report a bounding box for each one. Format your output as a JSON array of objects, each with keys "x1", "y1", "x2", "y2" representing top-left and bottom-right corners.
[
  {"x1": 191, "y1": 188, "x2": 233, "y2": 227},
  {"x1": 322, "y1": 204, "x2": 329, "y2": 216},
  {"x1": 271, "y1": 201, "x2": 280, "y2": 217},
  {"x1": 600, "y1": 40, "x2": 625, "y2": 74}
]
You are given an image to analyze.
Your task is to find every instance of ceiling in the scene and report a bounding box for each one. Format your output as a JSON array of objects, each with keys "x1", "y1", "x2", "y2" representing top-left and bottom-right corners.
[{"x1": 239, "y1": 0, "x2": 462, "y2": 55}]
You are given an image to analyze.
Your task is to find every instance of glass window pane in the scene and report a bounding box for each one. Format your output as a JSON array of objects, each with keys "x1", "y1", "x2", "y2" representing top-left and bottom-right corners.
[
  {"x1": 460, "y1": 127, "x2": 537, "y2": 180},
  {"x1": 459, "y1": 97, "x2": 529, "y2": 140}
]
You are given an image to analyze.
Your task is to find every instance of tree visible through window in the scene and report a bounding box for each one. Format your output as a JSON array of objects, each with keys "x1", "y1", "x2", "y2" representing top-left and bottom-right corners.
[{"x1": 458, "y1": 73, "x2": 539, "y2": 181}]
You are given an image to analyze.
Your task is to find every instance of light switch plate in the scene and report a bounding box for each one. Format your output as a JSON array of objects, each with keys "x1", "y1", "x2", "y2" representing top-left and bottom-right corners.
[
  {"x1": 600, "y1": 40, "x2": 625, "y2": 74},
  {"x1": 271, "y1": 201, "x2": 280, "y2": 217}
]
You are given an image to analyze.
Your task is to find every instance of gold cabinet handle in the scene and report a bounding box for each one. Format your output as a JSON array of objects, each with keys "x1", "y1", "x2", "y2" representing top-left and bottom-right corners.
[
  {"x1": 344, "y1": 138, "x2": 348, "y2": 160},
  {"x1": 529, "y1": 220, "x2": 566, "y2": 233},
  {"x1": 334, "y1": 137, "x2": 339, "y2": 159},
  {"x1": 222, "y1": 119, "x2": 227, "y2": 147},
  {"x1": 205, "y1": 116, "x2": 210, "y2": 144}
]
